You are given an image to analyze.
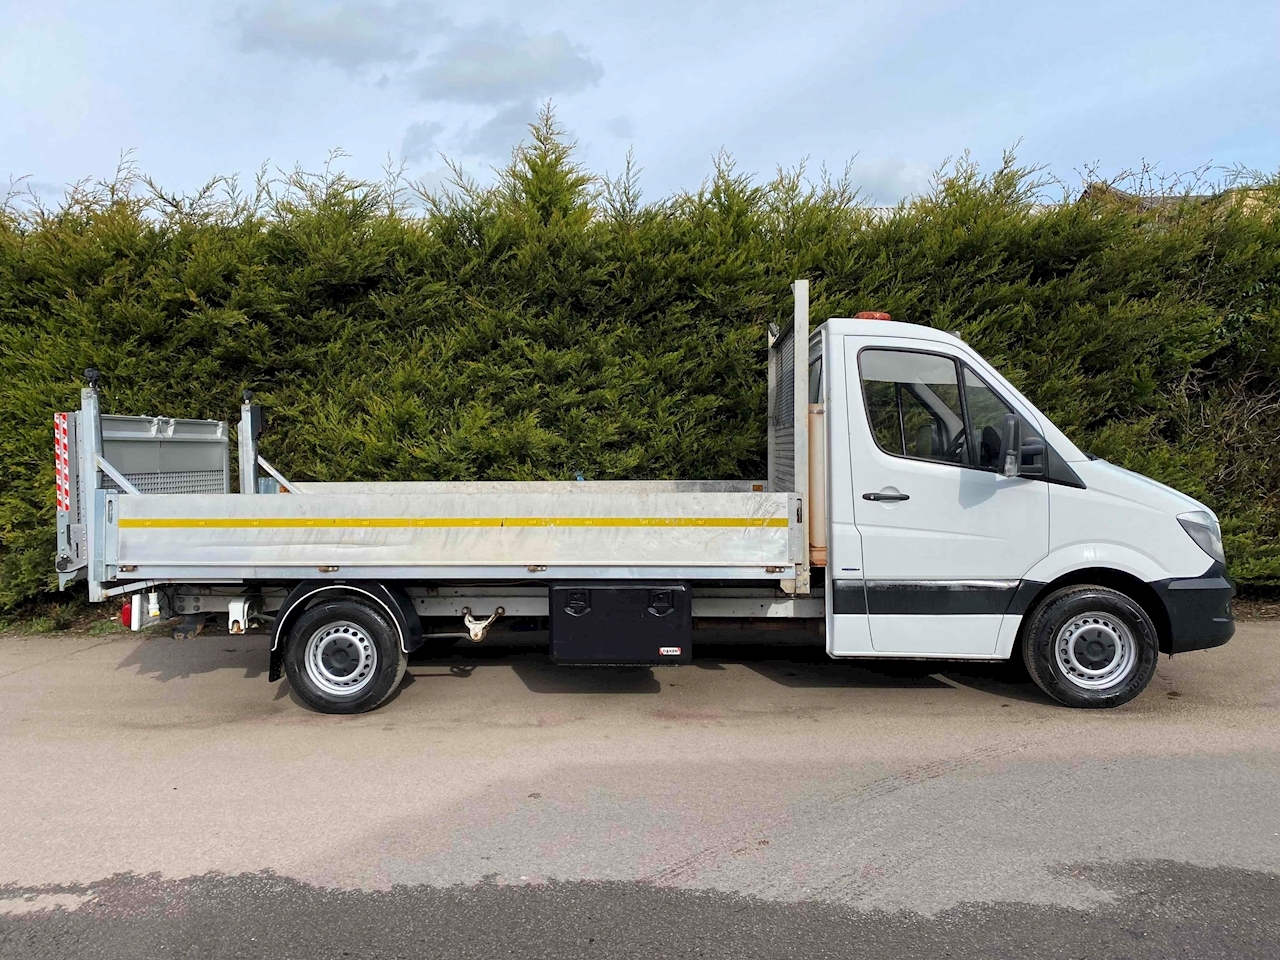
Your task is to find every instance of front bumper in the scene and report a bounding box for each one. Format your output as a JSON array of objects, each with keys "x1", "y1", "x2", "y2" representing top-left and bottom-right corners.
[{"x1": 1153, "y1": 561, "x2": 1236, "y2": 654}]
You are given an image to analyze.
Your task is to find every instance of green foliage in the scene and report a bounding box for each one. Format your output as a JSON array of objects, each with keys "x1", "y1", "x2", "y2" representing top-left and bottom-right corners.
[{"x1": 2, "y1": 112, "x2": 1279, "y2": 607}]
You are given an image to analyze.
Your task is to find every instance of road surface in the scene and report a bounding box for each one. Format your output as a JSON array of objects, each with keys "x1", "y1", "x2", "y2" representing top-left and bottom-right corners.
[{"x1": 2, "y1": 621, "x2": 1278, "y2": 958}]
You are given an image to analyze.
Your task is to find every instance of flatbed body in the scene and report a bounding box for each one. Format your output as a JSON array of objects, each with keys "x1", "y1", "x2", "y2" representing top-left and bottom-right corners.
[{"x1": 115, "y1": 482, "x2": 799, "y2": 583}]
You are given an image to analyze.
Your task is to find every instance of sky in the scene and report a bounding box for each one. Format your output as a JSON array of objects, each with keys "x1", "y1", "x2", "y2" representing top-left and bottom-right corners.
[{"x1": 2, "y1": 0, "x2": 1277, "y2": 206}]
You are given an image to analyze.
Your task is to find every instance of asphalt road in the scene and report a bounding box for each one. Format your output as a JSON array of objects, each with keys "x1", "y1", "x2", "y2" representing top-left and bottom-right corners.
[{"x1": 2, "y1": 622, "x2": 1278, "y2": 959}]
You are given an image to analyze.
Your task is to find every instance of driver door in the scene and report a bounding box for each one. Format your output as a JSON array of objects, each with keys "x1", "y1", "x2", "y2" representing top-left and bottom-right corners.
[{"x1": 844, "y1": 338, "x2": 1049, "y2": 656}]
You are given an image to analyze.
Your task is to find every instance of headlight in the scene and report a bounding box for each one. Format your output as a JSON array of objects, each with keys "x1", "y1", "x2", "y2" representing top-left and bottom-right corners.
[{"x1": 1178, "y1": 511, "x2": 1225, "y2": 564}]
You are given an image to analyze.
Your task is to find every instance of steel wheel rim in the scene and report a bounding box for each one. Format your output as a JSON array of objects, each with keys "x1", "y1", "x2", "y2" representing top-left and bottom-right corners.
[
  {"x1": 1055, "y1": 612, "x2": 1136, "y2": 690},
  {"x1": 305, "y1": 621, "x2": 377, "y2": 696}
]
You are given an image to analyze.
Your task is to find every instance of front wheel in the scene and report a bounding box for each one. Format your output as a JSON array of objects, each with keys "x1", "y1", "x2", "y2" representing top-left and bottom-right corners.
[
  {"x1": 284, "y1": 600, "x2": 408, "y2": 714},
  {"x1": 1021, "y1": 585, "x2": 1160, "y2": 708}
]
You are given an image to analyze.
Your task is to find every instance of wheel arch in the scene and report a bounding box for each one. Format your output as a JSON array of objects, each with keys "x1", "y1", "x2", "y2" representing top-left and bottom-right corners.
[
  {"x1": 1014, "y1": 567, "x2": 1172, "y2": 655},
  {"x1": 268, "y1": 581, "x2": 422, "y2": 682}
]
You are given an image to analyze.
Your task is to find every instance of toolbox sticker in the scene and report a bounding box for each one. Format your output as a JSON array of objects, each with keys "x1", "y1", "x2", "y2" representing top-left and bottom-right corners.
[{"x1": 659, "y1": 647, "x2": 683, "y2": 656}]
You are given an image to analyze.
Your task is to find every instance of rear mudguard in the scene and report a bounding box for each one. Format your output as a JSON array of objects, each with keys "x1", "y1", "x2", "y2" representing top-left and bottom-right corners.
[{"x1": 268, "y1": 581, "x2": 422, "y2": 682}]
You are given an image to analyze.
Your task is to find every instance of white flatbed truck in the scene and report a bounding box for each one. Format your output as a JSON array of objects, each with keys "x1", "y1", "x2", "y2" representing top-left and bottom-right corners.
[{"x1": 54, "y1": 282, "x2": 1235, "y2": 713}]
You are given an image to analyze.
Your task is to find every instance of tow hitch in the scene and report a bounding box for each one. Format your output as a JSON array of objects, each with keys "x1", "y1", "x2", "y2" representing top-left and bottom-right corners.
[{"x1": 461, "y1": 606, "x2": 505, "y2": 642}]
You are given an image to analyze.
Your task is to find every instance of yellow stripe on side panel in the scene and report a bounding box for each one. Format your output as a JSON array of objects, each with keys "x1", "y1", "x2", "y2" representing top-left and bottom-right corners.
[
  {"x1": 500, "y1": 517, "x2": 785, "y2": 528},
  {"x1": 117, "y1": 516, "x2": 790, "y2": 530},
  {"x1": 118, "y1": 517, "x2": 504, "y2": 529}
]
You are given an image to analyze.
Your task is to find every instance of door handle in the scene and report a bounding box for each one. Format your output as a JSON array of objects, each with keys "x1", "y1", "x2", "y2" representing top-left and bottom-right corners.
[{"x1": 862, "y1": 492, "x2": 910, "y2": 502}]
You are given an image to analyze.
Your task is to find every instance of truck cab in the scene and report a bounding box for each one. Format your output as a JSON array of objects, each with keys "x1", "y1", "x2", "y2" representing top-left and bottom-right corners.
[{"x1": 808, "y1": 315, "x2": 1234, "y2": 706}]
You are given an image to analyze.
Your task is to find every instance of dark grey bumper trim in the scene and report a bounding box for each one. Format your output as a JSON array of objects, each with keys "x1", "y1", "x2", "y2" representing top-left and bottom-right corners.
[{"x1": 1153, "y1": 562, "x2": 1236, "y2": 654}]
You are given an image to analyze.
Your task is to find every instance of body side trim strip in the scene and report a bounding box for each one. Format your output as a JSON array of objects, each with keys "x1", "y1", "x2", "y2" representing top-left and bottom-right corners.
[
  {"x1": 1006, "y1": 579, "x2": 1047, "y2": 616},
  {"x1": 866, "y1": 580, "x2": 1019, "y2": 615},
  {"x1": 832, "y1": 580, "x2": 867, "y2": 615},
  {"x1": 835, "y1": 579, "x2": 1032, "y2": 616}
]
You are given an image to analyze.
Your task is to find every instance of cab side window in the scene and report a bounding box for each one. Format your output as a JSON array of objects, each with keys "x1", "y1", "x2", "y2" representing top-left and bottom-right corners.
[
  {"x1": 960, "y1": 367, "x2": 1015, "y2": 470},
  {"x1": 961, "y1": 366, "x2": 1043, "y2": 471},
  {"x1": 859, "y1": 349, "x2": 966, "y2": 465},
  {"x1": 808, "y1": 356, "x2": 823, "y2": 404}
]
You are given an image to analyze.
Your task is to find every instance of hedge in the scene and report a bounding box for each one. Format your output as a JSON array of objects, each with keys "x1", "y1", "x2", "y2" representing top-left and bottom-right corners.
[{"x1": 2, "y1": 114, "x2": 1278, "y2": 609}]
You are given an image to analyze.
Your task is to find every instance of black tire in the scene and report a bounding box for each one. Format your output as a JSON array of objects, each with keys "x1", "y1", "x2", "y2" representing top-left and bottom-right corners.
[
  {"x1": 284, "y1": 600, "x2": 408, "y2": 714},
  {"x1": 1021, "y1": 585, "x2": 1159, "y2": 708}
]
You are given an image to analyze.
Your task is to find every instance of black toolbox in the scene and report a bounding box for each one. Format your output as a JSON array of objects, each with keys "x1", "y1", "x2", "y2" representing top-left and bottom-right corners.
[{"x1": 550, "y1": 582, "x2": 692, "y2": 665}]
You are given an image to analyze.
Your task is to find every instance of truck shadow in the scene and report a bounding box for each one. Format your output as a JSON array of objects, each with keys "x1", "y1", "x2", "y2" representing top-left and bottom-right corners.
[
  {"x1": 114, "y1": 630, "x2": 1050, "y2": 705},
  {"x1": 408, "y1": 634, "x2": 1051, "y2": 703},
  {"x1": 510, "y1": 660, "x2": 662, "y2": 694},
  {"x1": 932, "y1": 664, "x2": 1055, "y2": 704},
  {"x1": 409, "y1": 641, "x2": 662, "y2": 694},
  {"x1": 116, "y1": 631, "x2": 267, "y2": 681},
  {"x1": 691, "y1": 630, "x2": 1052, "y2": 703},
  {"x1": 721, "y1": 652, "x2": 1050, "y2": 704}
]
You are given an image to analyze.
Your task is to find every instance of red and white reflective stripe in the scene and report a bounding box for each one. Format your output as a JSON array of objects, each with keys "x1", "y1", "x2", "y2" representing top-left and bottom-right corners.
[{"x1": 54, "y1": 412, "x2": 71, "y2": 513}]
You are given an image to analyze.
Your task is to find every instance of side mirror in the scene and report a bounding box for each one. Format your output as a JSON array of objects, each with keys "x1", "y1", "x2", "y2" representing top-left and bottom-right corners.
[
  {"x1": 1020, "y1": 438, "x2": 1046, "y2": 477},
  {"x1": 999, "y1": 414, "x2": 1022, "y2": 478}
]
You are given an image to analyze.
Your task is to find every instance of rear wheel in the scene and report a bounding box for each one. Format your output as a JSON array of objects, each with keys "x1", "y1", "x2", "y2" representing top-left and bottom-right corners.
[
  {"x1": 284, "y1": 600, "x2": 408, "y2": 714},
  {"x1": 1021, "y1": 585, "x2": 1159, "y2": 708}
]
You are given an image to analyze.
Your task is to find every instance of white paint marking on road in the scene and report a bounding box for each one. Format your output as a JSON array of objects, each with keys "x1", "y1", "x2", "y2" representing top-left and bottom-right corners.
[{"x1": 929, "y1": 673, "x2": 965, "y2": 689}]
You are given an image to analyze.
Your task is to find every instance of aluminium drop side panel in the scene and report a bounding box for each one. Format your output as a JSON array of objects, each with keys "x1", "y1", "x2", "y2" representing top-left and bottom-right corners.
[{"x1": 113, "y1": 488, "x2": 796, "y2": 582}]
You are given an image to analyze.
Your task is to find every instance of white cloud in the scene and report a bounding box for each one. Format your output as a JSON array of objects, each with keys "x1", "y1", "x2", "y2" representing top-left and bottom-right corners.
[
  {"x1": 234, "y1": 2, "x2": 603, "y2": 160},
  {"x1": 401, "y1": 119, "x2": 446, "y2": 160},
  {"x1": 457, "y1": 101, "x2": 536, "y2": 156},
  {"x1": 850, "y1": 157, "x2": 933, "y2": 205},
  {"x1": 407, "y1": 25, "x2": 602, "y2": 106},
  {"x1": 233, "y1": 0, "x2": 449, "y2": 70},
  {"x1": 233, "y1": 2, "x2": 601, "y2": 105}
]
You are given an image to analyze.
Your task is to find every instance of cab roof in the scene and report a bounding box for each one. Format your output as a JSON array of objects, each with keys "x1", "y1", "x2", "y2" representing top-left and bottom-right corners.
[{"x1": 814, "y1": 317, "x2": 964, "y2": 345}]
